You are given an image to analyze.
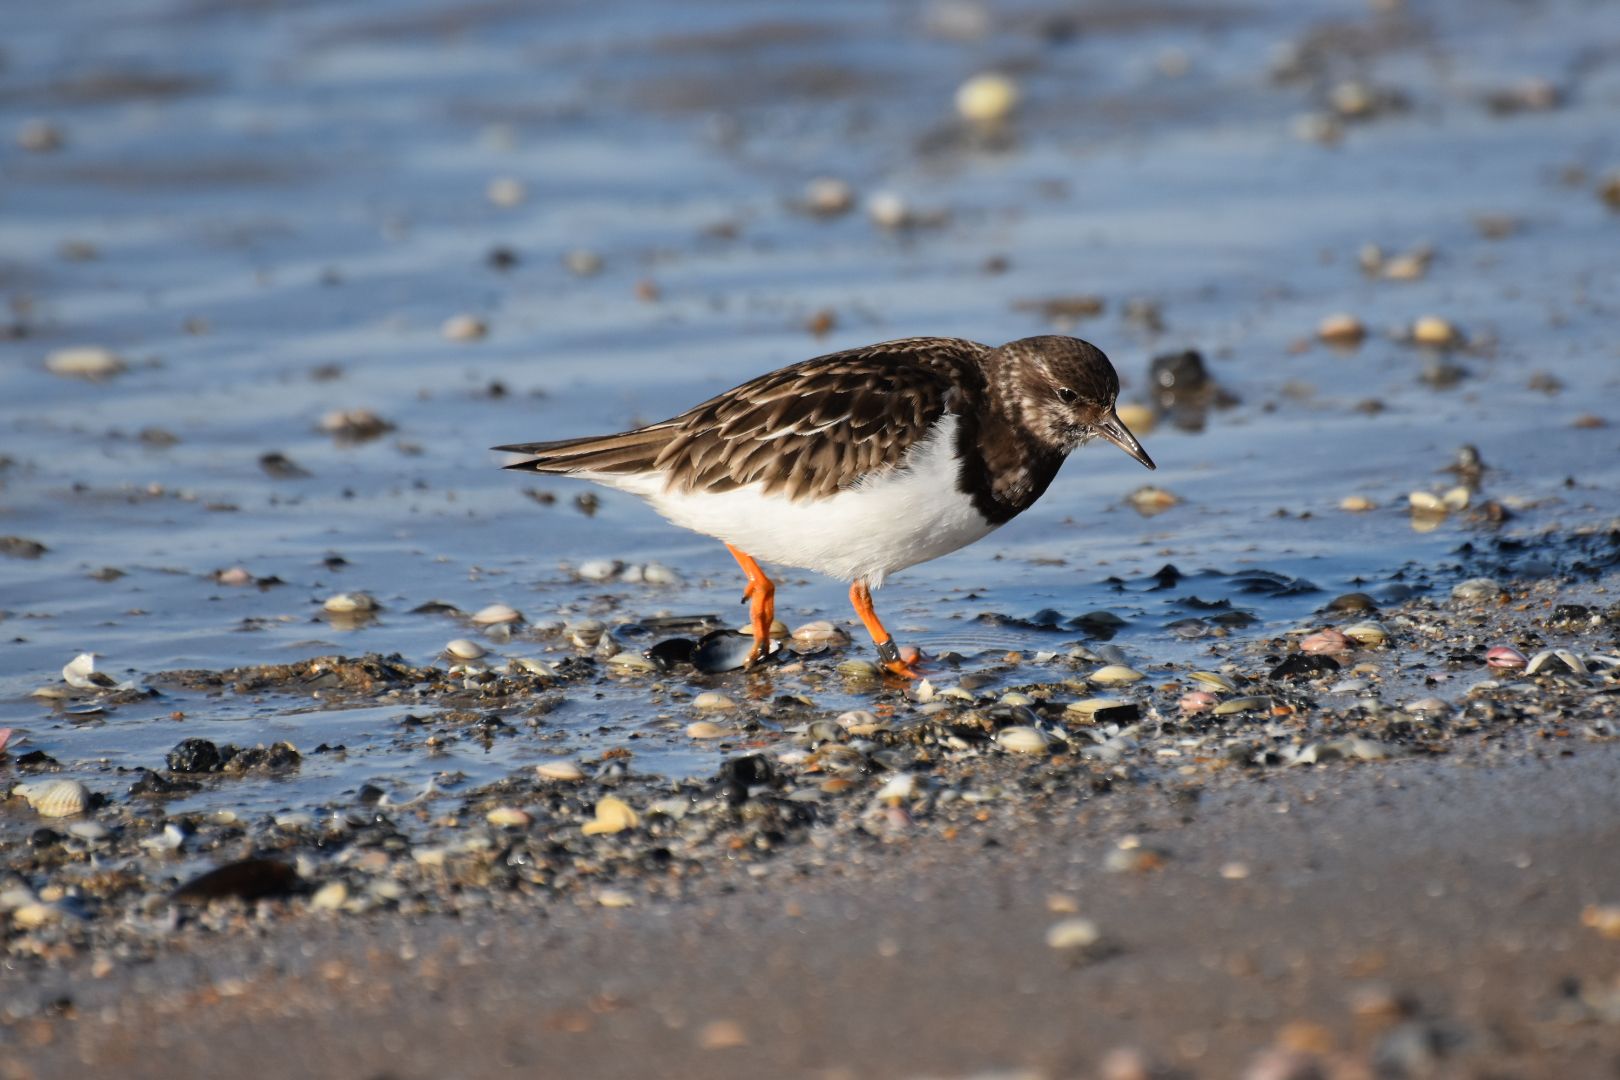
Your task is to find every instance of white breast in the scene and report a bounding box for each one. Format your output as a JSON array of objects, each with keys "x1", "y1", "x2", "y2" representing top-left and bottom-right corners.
[{"x1": 589, "y1": 414, "x2": 997, "y2": 587}]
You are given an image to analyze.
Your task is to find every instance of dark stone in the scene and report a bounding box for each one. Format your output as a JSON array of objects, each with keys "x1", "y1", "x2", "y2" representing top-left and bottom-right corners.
[
  {"x1": 167, "y1": 738, "x2": 224, "y2": 773},
  {"x1": 29, "y1": 828, "x2": 63, "y2": 848},
  {"x1": 171, "y1": 857, "x2": 298, "y2": 904},
  {"x1": 1269, "y1": 653, "x2": 1342, "y2": 680}
]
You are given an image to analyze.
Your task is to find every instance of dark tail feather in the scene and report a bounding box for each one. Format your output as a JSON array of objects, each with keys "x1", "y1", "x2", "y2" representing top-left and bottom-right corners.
[{"x1": 493, "y1": 426, "x2": 672, "y2": 475}]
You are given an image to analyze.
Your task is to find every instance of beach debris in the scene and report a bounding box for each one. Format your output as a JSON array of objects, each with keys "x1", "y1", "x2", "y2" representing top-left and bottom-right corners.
[
  {"x1": 955, "y1": 72, "x2": 1018, "y2": 123},
  {"x1": 45, "y1": 346, "x2": 125, "y2": 380},
  {"x1": 582, "y1": 796, "x2": 640, "y2": 836},
  {"x1": 62, "y1": 652, "x2": 122, "y2": 690},
  {"x1": 442, "y1": 314, "x2": 488, "y2": 342},
  {"x1": 803, "y1": 177, "x2": 855, "y2": 216},
  {"x1": 11, "y1": 779, "x2": 91, "y2": 818},
  {"x1": 536, "y1": 760, "x2": 585, "y2": 782}
]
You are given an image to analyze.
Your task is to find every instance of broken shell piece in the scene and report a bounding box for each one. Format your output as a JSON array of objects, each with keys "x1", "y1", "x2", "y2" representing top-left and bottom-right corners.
[
  {"x1": 62, "y1": 652, "x2": 120, "y2": 690},
  {"x1": 1301, "y1": 628, "x2": 1353, "y2": 654},
  {"x1": 582, "y1": 796, "x2": 640, "y2": 836}
]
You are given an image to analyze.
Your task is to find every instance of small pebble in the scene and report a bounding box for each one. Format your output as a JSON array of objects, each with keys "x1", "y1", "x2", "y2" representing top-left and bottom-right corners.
[
  {"x1": 46, "y1": 346, "x2": 125, "y2": 381},
  {"x1": 1451, "y1": 577, "x2": 1503, "y2": 602},
  {"x1": 563, "y1": 249, "x2": 603, "y2": 277},
  {"x1": 1412, "y1": 315, "x2": 1461, "y2": 348},
  {"x1": 17, "y1": 119, "x2": 64, "y2": 152},
  {"x1": 697, "y1": 1019, "x2": 748, "y2": 1050},
  {"x1": 1317, "y1": 313, "x2": 1366, "y2": 346},
  {"x1": 1044, "y1": 917, "x2": 1101, "y2": 952},
  {"x1": 955, "y1": 72, "x2": 1019, "y2": 123},
  {"x1": 803, "y1": 177, "x2": 855, "y2": 216},
  {"x1": 1339, "y1": 495, "x2": 1377, "y2": 512},
  {"x1": 486, "y1": 806, "x2": 532, "y2": 828},
  {"x1": 686, "y1": 720, "x2": 728, "y2": 739},
  {"x1": 691, "y1": 691, "x2": 736, "y2": 711},
  {"x1": 310, "y1": 881, "x2": 349, "y2": 911},
  {"x1": 486, "y1": 176, "x2": 527, "y2": 207},
  {"x1": 442, "y1": 314, "x2": 488, "y2": 342}
]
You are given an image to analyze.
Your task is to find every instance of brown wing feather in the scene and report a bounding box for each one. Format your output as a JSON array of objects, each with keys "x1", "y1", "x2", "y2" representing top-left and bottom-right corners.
[
  {"x1": 495, "y1": 337, "x2": 990, "y2": 499},
  {"x1": 654, "y1": 337, "x2": 988, "y2": 499}
]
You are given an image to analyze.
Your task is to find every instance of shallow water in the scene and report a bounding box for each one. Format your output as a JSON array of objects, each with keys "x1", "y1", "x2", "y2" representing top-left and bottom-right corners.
[{"x1": 3, "y1": 0, "x2": 1619, "y2": 819}]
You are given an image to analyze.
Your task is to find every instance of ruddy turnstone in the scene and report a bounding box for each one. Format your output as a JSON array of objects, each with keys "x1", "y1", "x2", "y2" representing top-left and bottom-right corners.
[{"x1": 495, "y1": 335, "x2": 1154, "y2": 677}]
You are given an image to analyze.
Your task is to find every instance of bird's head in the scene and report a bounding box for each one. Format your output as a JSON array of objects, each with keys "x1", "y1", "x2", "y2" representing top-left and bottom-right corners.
[{"x1": 992, "y1": 335, "x2": 1156, "y2": 469}]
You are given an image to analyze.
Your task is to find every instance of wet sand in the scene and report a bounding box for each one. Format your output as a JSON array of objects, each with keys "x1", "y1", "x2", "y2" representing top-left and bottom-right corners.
[{"x1": 12, "y1": 738, "x2": 1620, "y2": 1079}]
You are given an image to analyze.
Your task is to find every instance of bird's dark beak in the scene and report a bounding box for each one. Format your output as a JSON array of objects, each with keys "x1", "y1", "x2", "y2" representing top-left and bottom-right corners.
[{"x1": 1097, "y1": 411, "x2": 1156, "y2": 470}]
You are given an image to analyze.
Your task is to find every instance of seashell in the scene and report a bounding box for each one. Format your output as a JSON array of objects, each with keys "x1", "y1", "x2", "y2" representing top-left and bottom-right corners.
[
  {"x1": 805, "y1": 719, "x2": 846, "y2": 744},
  {"x1": 641, "y1": 562, "x2": 678, "y2": 585},
  {"x1": 470, "y1": 603, "x2": 522, "y2": 625},
  {"x1": 1526, "y1": 649, "x2": 1587, "y2": 676},
  {"x1": 596, "y1": 889, "x2": 635, "y2": 909},
  {"x1": 867, "y1": 191, "x2": 911, "y2": 229},
  {"x1": 1317, "y1": 313, "x2": 1367, "y2": 346},
  {"x1": 62, "y1": 652, "x2": 118, "y2": 690},
  {"x1": 996, "y1": 726, "x2": 1052, "y2": 754},
  {"x1": 1301, "y1": 628, "x2": 1353, "y2": 654},
  {"x1": 581, "y1": 796, "x2": 640, "y2": 836},
  {"x1": 1115, "y1": 403, "x2": 1155, "y2": 435},
  {"x1": 310, "y1": 881, "x2": 348, "y2": 911},
  {"x1": 1441, "y1": 486, "x2": 1471, "y2": 511},
  {"x1": 1328, "y1": 678, "x2": 1372, "y2": 694},
  {"x1": 1214, "y1": 696, "x2": 1271, "y2": 716},
  {"x1": 1343, "y1": 620, "x2": 1388, "y2": 646},
  {"x1": 692, "y1": 631, "x2": 756, "y2": 674},
  {"x1": 444, "y1": 638, "x2": 487, "y2": 661},
  {"x1": 791, "y1": 620, "x2": 851, "y2": 649},
  {"x1": 1126, "y1": 486, "x2": 1180, "y2": 516},
  {"x1": 1189, "y1": 671, "x2": 1236, "y2": 691},
  {"x1": 876, "y1": 774, "x2": 917, "y2": 804},
  {"x1": 1407, "y1": 491, "x2": 1446, "y2": 512},
  {"x1": 804, "y1": 176, "x2": 855, "y2": 216},
  {"x1": 487, "y1": 176, "x2": 526, "y2": 207},
  {"x1": 1339, "y1": 494, "x2": 1377, "y2": 512},
  {"x1": 565, "y1": 619, "x2": 606, "y2": 648},
  {"x1": 1089, "y1": 664, "x2": 1144, "y2": 686},
  {"x1": 1451, "y1": 577, "x2": 1503, "y2": 602},
  {"x1": 46, "y1": 345, "x2": 125, "y2": 380},
  {"x1": 1405, "y1": 696, "x2": 1451, "y2": 716},
  {"x1": 1179, "y1": 691, "x2": 1218, "y2": 715},
  {"x1": 485, "y1": 806, "x2": 532, "y2": 828},
  {"x1": 955, "y1": 72, "x2": 1019, "y2": 123},
  {"x1": 837, "y1": 659, "x2": 882, "y2": 679},
  {"x1": 1045, "y1": 917, "x2": 1101, "y2": 952},
  {"x1": 645, "y1": 637, "x2": 697, "y2": 670},
  {"x1": 536, "y1": 760, "x2": 584, "y2": 782},
  {"x1": 738, "y1": 618, "x2": 789, "y2": 639},
  {"x1": 67, "y1": 820, "x2": 109, "y2": 843},
  {"x1": 12, "y1": 903, "x2": 62, "y2": 930},
  {"x1": 510, "y1": 657, "x2": 557, "y2": 677},
  {"x1": 442, "y1": 313, "x2": 487, "y2": 342},
  {"x1": 216, "y1": 566, "x2": 253, "y2": 586},
  {"x1": 13, "y1": 779, "x2": 90, "y2": 818},
  {"x1": 691, "y1": 691, "x2": 736, "y2": 711},
  {"x1": 563, "y1": 249, "x2": 603, "y2": 277},
  {"x1": 606, "y1": 651, "x2": 657, "y2": 672},
  {"x1": 322, "y1": 592, "x2": 378, "y2": 614},
  {"x1": 1412, "y1": 315, "x2": 1461, "y2": 348},
  {"x1": 577, "y1": 558, "x2": 620, "y2": 582},
  {"x1": 686, "y1": 720, "x2": 728, "y2": 739},
  {"x1": 1485, "y1": 646, "x2": 1527, "y2": 669},
  {"x1": 0, "y1": 728, "x2": 15, "y2": 755},
  {"x1": 999, "y1": 691, "x2": 1036, "y2": 707}
]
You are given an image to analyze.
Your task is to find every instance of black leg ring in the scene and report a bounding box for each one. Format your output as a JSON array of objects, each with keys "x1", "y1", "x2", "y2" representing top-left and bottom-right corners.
[{"x1": 875, "y1": 639, "x2": 901, "y2": 665}]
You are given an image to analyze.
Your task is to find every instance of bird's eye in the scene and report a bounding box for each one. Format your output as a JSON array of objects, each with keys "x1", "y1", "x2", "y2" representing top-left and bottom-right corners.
[{"x1": 1056, "y1": 387, "x2": 1077, "y2": 404}]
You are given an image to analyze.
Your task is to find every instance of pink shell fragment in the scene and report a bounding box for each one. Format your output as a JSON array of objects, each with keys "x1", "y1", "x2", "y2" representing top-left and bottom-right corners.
[
  {"x1": 1179, "y1": 691, "x2": 1218, "y2": 715},
  {"x1": 1486, "y1": 646, "x2": 1528, "y2": 669},
  {"x1": 0, "y1": 728, "x2": 13, "y2": 754},
  {"x1": 1301, "y1": 628, "x2": 1353, "y2": 654}
]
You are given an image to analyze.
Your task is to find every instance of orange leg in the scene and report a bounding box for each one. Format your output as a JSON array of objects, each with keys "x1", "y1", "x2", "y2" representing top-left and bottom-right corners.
[
  {"x1": 726, "y1": 544, "x2": 776, "y2": 665},
  {"x1": 849, "y1": 580, "x2": 921, "y2": 679}
]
